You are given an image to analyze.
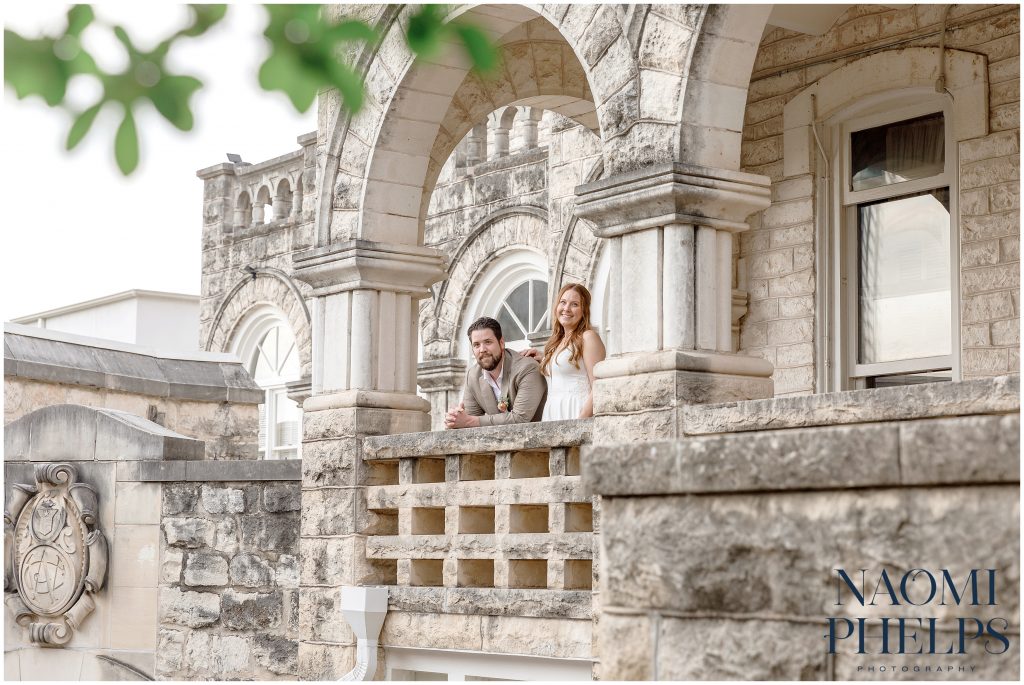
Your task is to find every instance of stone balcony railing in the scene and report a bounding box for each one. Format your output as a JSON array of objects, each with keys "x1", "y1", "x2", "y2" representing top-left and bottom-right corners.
[{"x1": 361, "y1": 419, "x2": 596, "y2": 618}]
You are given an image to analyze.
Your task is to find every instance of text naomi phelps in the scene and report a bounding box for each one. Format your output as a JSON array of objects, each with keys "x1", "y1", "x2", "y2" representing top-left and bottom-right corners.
[{"x1": 825, "y1": 568, "x2": 1010, "y2": 656}]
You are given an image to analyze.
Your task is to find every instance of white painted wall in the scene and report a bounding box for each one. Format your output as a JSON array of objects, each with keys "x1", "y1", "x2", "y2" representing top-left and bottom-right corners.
[{"x1": 11, "y1": 290, "x2": 200, "y2": 353}]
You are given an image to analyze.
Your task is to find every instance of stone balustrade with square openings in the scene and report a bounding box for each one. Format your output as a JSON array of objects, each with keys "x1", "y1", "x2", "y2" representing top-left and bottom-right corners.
[{"x1": 361, "y1": 419, "x2": 596, "y2": 617}]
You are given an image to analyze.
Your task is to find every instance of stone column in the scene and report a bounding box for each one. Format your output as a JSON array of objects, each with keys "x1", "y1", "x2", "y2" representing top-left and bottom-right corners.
[
  {"x1": 416, "y1": 359, "x2": 467, "y2": 431},
  {"x1": 574, "y1": 163, "x2": 774, "y2": 441},
  {"x1": 465, "y1": 123, "x2": 487, "y2": 166},
  {"x1": 520, "y1": 107, "x2": 542, "y2": 150},
  {"x1": 272, "y1": 194, "x2": 291, "y2": 220},
  {"x1": 251, "y1": 202, "x2": 265, "y2": 226},
  {"x1": 291, "y1": 239, "x2": 444, "y2": 678}
]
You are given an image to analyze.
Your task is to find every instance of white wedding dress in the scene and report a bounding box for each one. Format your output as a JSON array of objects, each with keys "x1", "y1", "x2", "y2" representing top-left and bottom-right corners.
[{"x1": 542, "y1": 347, "x2": 591, "y2": 421}]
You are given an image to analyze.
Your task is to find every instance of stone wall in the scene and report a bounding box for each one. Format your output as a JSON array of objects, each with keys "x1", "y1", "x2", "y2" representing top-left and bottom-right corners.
[
  {"x1": 4, "y1": 405, "x2": 205, "y2": 681},
  {"x1": 585, "y1": 374, "x2": 1020, "y2": 680},
  {"x1": 4, "y1": 323, "x2": 262, "y2": 460},
  {"x1": 738, "y1": 4, "x2": 1020, "y2": 392},
  {"x1": 197, "y1": 138, "x2": 316, "y2": 370},
  {"x1": 157, "y1": 479, "x2": 301, "y2": 680}
]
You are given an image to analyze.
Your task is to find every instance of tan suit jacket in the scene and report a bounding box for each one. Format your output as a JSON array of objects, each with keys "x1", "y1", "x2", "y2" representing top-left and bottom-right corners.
[{"x1": 462, "y1": 349, "x2": 547, "y2": 426}]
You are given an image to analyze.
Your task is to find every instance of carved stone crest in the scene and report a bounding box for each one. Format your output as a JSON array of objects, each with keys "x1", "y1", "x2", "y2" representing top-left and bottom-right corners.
[{"x1": 4, "y1": 464, "x2": 107, "y2": 646}]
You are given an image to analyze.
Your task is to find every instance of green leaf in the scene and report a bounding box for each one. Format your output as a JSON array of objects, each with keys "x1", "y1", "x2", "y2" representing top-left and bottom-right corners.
[
  {"x1": 149, "y1": 75, "x2": 202, "y2": 130},
  {"x1": 328, "y1": 20, "x2": 377, "y2": 43},
  {"x1": 65, "y1": 102, "x2": 102, "y2": 150},
  {"x1": 453, "y1": 23, "x2": 498, "y2": 74},
  {"x1": 180, "y1": 4, "x2": 228, "y2": 37},
  {"x1": 66, "y1": 5, "x2": 94, "y2": 36},
  {"x1": 3, "y1": 31, "x2": 70, "y2": 105},
  {"x1": 258, "y1": 51, "x2": 320, "y2": 112},
  {"x1": 328, "y1": 62, "x2": 364, "y2": 113},
  {"x1": 406, "y1": 4, "x2": 444, "y2": 58},
  {"x1": 114, "y1": 107, "x2": 139, "y2": 174}
]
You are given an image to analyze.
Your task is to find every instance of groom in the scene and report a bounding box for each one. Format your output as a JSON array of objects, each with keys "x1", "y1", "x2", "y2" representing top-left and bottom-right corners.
[{"x1": 445, "y1": 317, "x2": 546, "y2": 429}]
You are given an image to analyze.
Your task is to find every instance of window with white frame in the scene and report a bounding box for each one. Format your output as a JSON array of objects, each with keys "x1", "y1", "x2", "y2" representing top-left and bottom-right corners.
[
  {"x1": 494, "y1": 278, "x2": 549, "y2": 347},
  {"x1": 831, "y1": 96, "x2": 959, "y2": 389},
  {"x1": 234, "y1": 308, "x2": 302, "y2": 459},
  {"x1": 460, "y1": 248, "x2": 549, "y2": 357}
]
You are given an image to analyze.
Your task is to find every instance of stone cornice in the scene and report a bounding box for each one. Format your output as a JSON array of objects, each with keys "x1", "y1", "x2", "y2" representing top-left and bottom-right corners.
[
  {"x1": 291, "y1": 239, "x2": 446, "y2": 296},
  {"x1": 574, "y1": 162, "x2": 771, "y2": 236}
]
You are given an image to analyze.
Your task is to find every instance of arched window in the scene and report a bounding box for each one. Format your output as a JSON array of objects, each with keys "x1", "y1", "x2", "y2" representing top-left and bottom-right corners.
[
  {"x1": 232, "y1": 307, "x2": 302, "y2": 460},
  {"x1": 461, "y1": 248, "x2": 549, "y2": 356},
  {"x1": 495, "y1": 278, "x2": 548, "y2": 346}
]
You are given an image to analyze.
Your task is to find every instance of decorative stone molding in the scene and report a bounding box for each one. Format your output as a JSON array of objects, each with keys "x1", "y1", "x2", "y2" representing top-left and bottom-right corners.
[
  {"x1": 292, "y1": 240, "x2": 445, "y2": 298},
  {"x1": 574, "y1": 162, "x2": 771, "y2": 237},
  {"x1": 782, "y1": 48, "x2": 989, "y2": 177},
  {"x1": 5, "y1": 464, "x2": 108, "y2": 647}
]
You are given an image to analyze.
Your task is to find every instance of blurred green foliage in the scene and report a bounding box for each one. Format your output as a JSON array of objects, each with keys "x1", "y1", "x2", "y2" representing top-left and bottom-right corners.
[{"x1": 4, "y1": 4, "x2": 497, "y2": 175}]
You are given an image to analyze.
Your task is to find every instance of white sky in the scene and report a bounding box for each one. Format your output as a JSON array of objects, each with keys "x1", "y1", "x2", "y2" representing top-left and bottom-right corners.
[{"x1": 2, "y1": 3, "x2": 316, "y2": 321}]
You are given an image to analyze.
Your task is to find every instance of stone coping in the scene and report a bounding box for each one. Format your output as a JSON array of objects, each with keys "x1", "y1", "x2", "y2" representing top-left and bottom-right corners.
[
  {"x1": 362, "y1": 419, "x2": 592, "y2": 459},
  {"x1": 682, "y1": 374, "x2": 1019, "y2": 435},
  {"x1": 121, "y1": 458, "x2": 301, "y2": 482},
  {"x1": 584, "y1": 413, "x2": 1019, "y2": 496},
  {"x1": 386, "y1": 586, "x2": 591, "y2": 620},
  {"x1": 5, "y1": 404, "x2": 205, "y2": 462},
  {"x1": 4, "y1": 322, "x2": 263, "y2": 404}
]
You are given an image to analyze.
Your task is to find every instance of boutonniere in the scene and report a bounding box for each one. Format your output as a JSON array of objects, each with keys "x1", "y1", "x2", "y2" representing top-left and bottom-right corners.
[{"x1": 497, "y1": 394, "x2": 512, "y2": 412}]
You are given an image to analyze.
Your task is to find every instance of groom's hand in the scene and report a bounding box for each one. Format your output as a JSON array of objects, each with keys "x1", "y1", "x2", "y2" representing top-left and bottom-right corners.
[{"x1": 445, "y1": 402, "x2": 480, "y2": 429}]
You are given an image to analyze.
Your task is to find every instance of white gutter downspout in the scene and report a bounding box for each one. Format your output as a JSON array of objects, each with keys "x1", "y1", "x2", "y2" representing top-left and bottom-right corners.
[{"x1": 339, "y1": 586, "x2": 389, "y2": 681}]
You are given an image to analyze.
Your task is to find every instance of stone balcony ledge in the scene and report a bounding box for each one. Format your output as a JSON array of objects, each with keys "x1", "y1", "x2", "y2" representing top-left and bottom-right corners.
[
  {"x1": 585, "y1": 413, "x2": 1020, "y2": 497},
  {"x1": 362, "y1": 419, "x2": 592, "y2": 459},
  {"x1": 681, "y1": 373, "x2": 1019, "y2": 436}
]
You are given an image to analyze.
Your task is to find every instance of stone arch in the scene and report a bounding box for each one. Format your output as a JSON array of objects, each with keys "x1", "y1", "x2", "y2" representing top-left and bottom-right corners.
[
  {"x1": 318, "y1": 3, "x2": 697, "y2": 249},
  {"x1": 552, "y1": 157, "x2": 606, "y2": 293},
  {"x1": 677, "y1": 5, "x2": 773, "y2": 170},
  {"x1": 420, "y1": 206, "x2": 548, "y2": 360},
  {"x1": 205, "y1": 268, "x2": 312, "y2": 378}
]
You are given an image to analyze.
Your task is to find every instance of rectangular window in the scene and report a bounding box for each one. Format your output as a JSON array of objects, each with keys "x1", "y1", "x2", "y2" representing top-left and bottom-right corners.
[{"x1": 829, "y1": 99, "x2": 959, "y2": 390}]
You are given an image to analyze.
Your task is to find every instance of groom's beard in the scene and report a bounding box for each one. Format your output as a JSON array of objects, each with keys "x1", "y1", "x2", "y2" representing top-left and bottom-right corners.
[{"x1": 476, "y1": 352, "x2": 500, "y2": 371}]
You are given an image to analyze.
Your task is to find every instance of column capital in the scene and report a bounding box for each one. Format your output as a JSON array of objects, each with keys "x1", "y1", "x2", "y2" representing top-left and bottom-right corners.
[
  {"x1": 291, "y1": 239, "x2": 446, "y2": 297},
  {"x1": 574, "y1": 162, "x2": 771, "y2": 237},
  {"x1": 416, "y1": 358, "x2": 467, "y2": 392}
]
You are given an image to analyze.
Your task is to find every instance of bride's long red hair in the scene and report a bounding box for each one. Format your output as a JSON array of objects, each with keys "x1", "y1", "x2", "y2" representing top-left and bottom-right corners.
[{"x1": 540, "y1": 283, "x2": 592, "y2": 375}]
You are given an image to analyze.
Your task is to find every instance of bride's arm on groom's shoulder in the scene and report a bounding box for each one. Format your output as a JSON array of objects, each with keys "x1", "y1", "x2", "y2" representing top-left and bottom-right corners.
[
  {"x1": 578, "y1": 329, "x2": 606, "y2": 419},
  {"x1": 519, "y1": 347, "x2": 540, "y2": 359}
]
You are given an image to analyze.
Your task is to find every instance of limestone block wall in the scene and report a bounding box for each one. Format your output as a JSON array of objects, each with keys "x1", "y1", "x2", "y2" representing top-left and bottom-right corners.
[
  {"x1": 197, "y1": 137, "x2": 316, "y2": 375},
  {"x1": 4, "y1": 324, "x2": 262, "y2": 460},
  {"x1": 585, "y1": 375, "x2": 1020, "y2": 679},
  {"x1": 738, "y1": 4, "x2": 1020, "y2": 393},
  {"x1": 4, "y1": 405, "x2": 206, "y2": 681},
  {"x1": 156, "y1": 476, "x2": 301, "y2": 680}
]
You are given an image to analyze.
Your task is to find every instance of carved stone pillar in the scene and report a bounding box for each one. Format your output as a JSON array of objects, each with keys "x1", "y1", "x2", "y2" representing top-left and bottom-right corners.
[
  {"x1": 574, "y1": 163, "x2": 774, "y2": 441},
  {"x1": 251, "y1": 202, "x2": 265, "y2": 226},
  {"x1": 466, "y1": 123, "x2": 487, "y2": 166},
  {"x1": 416, "y1": 358, "x2": 467, "y2": 431},
  {"x1": 520, "y1": 107, "x2": 542, "y2": 150},
  {"x1": 272, "y1": 195, "x2": 291, "y2": 220},
  {"x1": 291, "y1": 239, "x2": 444, "y2": 677}
]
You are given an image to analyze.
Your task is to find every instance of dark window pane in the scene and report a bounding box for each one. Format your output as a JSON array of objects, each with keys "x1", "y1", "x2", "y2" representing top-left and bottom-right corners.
[
  {"x1": 851, "y1": 113, "x2": 944, "y2": 192},
  {"x1": 857, "y1": 189, "x2": 951, "y2": 364},
  {"x1": 866, "y1": 371, "x2": 951, "y2": 388},
  {"x1": 530, "y1": 280, "x2": 549, "y2": 330},
  {"x1": 496, "y1": 306, "x2": 524, "y2": 342},
  {"x1": 505, "y1": 281, "x2": 530, "y2": 322}
]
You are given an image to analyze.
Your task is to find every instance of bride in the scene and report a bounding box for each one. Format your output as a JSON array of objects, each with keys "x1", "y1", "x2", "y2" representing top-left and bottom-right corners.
[{"x1": 523, "y1": 283, "x2": 606, "y2": 420}]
